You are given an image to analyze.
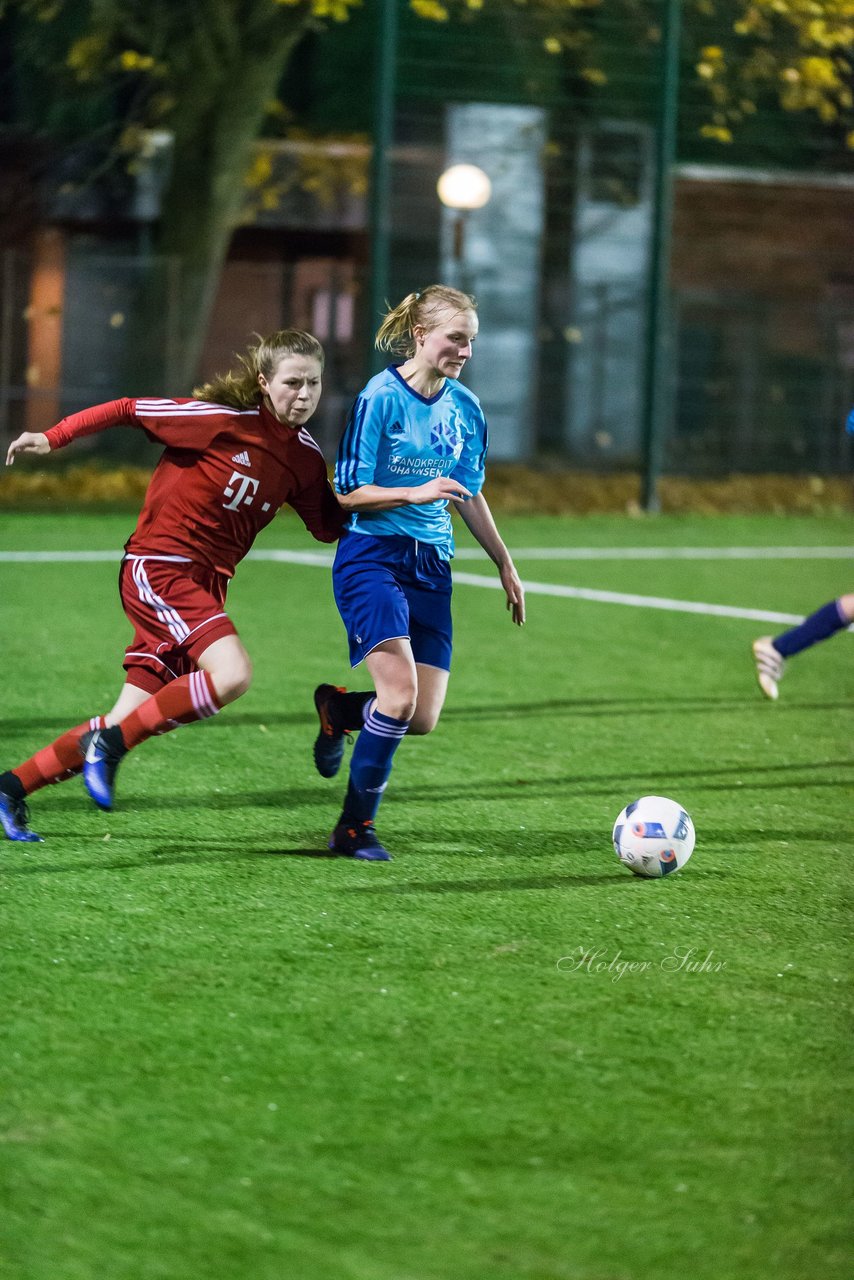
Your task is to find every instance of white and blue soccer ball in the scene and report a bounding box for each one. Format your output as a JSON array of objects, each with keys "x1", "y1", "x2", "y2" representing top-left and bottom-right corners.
[{"x1": 612, "y1": 796, "x2": 695, "y2": 878}]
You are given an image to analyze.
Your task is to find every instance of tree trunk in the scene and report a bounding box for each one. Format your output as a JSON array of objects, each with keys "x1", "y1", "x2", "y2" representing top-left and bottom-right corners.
[{"x1": 130, "y1": 32, "x2": 303, "y2": 392}]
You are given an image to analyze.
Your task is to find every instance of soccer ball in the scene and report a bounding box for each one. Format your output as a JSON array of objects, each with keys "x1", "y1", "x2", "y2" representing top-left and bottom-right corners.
[{"x1": 612, "y1": 796, "x2": 695, "y2": 878}]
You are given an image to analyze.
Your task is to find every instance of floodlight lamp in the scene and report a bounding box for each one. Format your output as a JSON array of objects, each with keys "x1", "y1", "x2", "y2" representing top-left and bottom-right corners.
[{"x1": 436, "y1": 164, "x2": 492, "y2": 211}]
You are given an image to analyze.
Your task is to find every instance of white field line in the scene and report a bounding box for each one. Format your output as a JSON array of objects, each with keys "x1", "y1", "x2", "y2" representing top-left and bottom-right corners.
[
  {"x1": 451, "y1": 572, "x2": 805, "y2": 625},
  {"x1": 0, "y1": 548, "x2": 334, "y2": 566},
  {"x1": 455, "y1": 545, "x2": 854, "y2": 561},
  {"x1": 2, "y1": 546, "x2": 852, "y2": 626},
  {"x1": 0, "y1": 550, "x2": 124, "y2": 562}
]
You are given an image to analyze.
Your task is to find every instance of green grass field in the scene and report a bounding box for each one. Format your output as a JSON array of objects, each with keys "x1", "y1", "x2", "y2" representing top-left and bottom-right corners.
[{"x1": 1, "y1": 510, "x2": 852, "y2": 1280}]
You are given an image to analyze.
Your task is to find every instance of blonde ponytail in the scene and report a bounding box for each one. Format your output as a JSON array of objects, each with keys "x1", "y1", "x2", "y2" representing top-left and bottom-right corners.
[{"x1": 375, "y1": 285, "x2": 476, "y2": 357}]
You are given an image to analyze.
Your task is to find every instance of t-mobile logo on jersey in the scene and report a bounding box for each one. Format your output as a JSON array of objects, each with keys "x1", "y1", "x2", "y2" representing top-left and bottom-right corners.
[{"x1": 222, "y1": 470, "x2": 260, "y2": 511}]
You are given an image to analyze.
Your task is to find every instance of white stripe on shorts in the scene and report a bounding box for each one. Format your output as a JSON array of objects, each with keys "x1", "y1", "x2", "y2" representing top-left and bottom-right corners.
[
  {"x1": 123, "y1": 553, "x2": 191, "y2": 563},
  {"x1": 131, "y1": 558, "x2": 191, "y2": 643},
  {"x1": 124, "y1": 650, "x2": 182, "y2": 681}
]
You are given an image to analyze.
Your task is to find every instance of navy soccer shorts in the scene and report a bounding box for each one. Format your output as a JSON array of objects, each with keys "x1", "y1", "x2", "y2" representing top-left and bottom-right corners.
[{"x1": 332, "y1": 531, "x2": 453, "y2": 670}]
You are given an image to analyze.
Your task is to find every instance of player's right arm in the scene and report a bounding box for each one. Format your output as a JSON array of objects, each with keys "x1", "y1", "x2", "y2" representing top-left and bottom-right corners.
[
  {"x1": 6, "y1": 398, "x2": 229, "y2": 467},
  {"x1": 6, "y1": 432, "x2": 50, "y2": 465},
  {"x1": 6, "y1": 399, "x2": 138, "y2": 465},
  {"x1": 337, "y1": 477, "x2": 471, "y2": 510},
  {"x1": 334, "y1": 388, "x2": 470, "y2": 511}
]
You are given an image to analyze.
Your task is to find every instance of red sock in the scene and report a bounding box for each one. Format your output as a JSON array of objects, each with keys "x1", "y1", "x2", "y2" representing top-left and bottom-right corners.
[
  {"x1": 13, "y1": 716, "x2": 106, "y2": 796},
  {"x1": 117, "y1": 671, "x2": 222, "y2": 750}
]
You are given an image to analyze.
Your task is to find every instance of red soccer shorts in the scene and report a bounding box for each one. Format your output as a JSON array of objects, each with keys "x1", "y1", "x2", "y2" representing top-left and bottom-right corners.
[{"x1": 119, "y1": 555, "x2": 238, "y2": 694}]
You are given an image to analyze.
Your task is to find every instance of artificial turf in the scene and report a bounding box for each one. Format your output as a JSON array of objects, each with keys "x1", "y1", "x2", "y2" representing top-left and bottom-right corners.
[{"x1": 1, "y1": 510, "x2": 852, "y2": 1280}]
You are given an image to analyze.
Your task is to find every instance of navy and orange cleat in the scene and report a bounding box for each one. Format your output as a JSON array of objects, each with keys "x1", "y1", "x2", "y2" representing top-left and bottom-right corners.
[
  {"x1": 313, "y1": 683, "x2": 351, "y2": 779},
  {"x1": 80, "y1": 727, "x2": 127, "y2": 811},
  {"x1": 0, "y1": 788, "x2": 43, "y2": 843},
  {"x1": 328, "y1": 820, "x2": 392, "y2": 862}
]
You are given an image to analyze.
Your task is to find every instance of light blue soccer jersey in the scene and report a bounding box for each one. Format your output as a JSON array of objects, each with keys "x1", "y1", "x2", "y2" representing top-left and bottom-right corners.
[{"x1": 334, "y1": 365, "x2": 488, "y2": 559}]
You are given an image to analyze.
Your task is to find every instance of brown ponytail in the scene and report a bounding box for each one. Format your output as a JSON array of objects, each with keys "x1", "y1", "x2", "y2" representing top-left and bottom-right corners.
[{"x1": 194, "y1": 330, "x2": 325, "y2": 408}]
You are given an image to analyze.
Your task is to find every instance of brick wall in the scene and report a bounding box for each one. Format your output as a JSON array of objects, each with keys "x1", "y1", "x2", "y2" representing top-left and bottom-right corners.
[{"x1": 673, "y1": 177, "x2": 854, "y2": 301}]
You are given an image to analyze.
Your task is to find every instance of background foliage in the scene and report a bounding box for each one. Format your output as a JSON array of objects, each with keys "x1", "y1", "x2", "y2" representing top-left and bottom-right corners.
[{"x1": 2, "y1": 0, "x2": 851, "y2": 383}]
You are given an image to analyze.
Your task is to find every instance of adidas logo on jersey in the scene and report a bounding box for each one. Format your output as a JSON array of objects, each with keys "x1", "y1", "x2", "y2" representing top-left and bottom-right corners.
[{"x1": 231, "y1": 451, "x2": 251, "y2": 467}]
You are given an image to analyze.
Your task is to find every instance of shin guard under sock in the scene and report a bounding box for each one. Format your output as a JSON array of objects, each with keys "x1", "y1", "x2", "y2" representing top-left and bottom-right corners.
[
  {"x1": 117, "y1": 671, "x2": 222, "y2": 750},
  {"x1": 342, "y1": 707, "x2": 409, "y2": 824},
  {"x1": 10, "y1": 716, "x2": 107, "y2": 796}
]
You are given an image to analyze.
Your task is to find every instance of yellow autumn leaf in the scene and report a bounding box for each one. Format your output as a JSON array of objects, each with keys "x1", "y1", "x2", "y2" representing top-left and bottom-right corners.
[
  {"x1": 410, "y1": 0, "x2": 449, "y2": 19},
  {"x1": 700, "y1": 124, "x2": 733, "y2": 143}
]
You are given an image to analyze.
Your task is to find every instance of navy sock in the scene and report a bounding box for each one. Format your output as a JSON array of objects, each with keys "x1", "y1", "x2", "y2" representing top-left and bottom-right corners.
[
  {"x1": 341, "y1": 706, "x2": 409, "y2": 824},
  {"x1": 0, "y1": 770, "x2": 25, "y2": 802},
  {"x1": 337, "y1": 691, "x2": 374, "y2": 730},
  {"x1": 773, "y1": 599, "x2": 847, "y2": 658}
]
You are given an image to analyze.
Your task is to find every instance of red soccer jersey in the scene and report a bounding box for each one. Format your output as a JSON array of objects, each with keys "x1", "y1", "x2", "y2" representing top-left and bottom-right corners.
[{"x1": 45, "y1": 397, "x2": 345, "y2": 576}]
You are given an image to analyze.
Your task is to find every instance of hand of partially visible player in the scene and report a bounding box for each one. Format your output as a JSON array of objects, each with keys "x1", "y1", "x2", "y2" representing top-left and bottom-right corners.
[
  {"x1": 410, "y1": 476, "x2": 472, "y2": 505},
  {"x1": 500, "y1": 560, "x2": 526, "y2": 626},
  {"x1": 6, "y1": 432, "x2": 50, "y2": 466}
]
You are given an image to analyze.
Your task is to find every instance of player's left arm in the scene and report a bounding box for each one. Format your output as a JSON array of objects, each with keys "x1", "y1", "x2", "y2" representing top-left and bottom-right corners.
[
  {"x1": 457, "y1": 493, "x2": 525, "y2": 626},
  {"x1": 290, "y1": 470, "x2": 348, "y2": 543}
]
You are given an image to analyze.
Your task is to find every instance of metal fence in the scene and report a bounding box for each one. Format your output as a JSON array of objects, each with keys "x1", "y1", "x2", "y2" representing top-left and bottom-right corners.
[
  {"x1": 558, "y1": 283, "x2": 854, "y2": 475},
  {"x1": 2, "y1": 236, "x2": 852, "y2": 477},
  {"x1": 0, "y1": 245, "x2": 370, "y2": 466},
  {"x1": 2, "y1": 0, "x2": 854, "y2": 480}
]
